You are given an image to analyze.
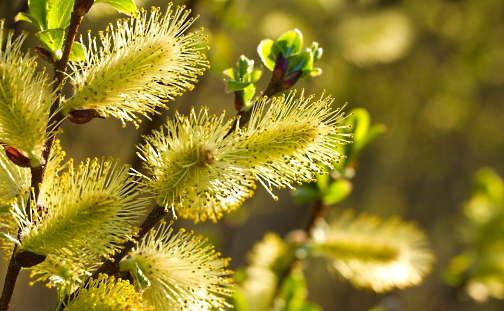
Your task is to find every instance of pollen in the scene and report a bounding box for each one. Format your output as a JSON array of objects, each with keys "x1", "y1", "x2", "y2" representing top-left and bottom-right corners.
[
  {"x1": 122, "y1": 222, "x2": 234, "y2": 310},
  {"x1": 63, "y1": 5, "x2": 209, "y2": 127},
  {"x1": 138, "y1": 106, "x2": 256, "y2": 223}
]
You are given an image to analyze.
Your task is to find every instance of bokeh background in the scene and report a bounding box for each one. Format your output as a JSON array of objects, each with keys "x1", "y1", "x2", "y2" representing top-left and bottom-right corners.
[{"x1": 2, "y1": 0, "x2": 504, "y2": 310}]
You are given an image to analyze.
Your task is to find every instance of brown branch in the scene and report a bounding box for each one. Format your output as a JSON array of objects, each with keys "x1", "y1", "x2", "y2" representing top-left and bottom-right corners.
[
  {"x1": 63, "y1": 204, "x2": 171, "y2": 307},
  {"x1": 90, "y1": 204, "x2": 170, "y2": 278},
  {"x1": 0, "y1": 247, "x2": 20, "y2": 311},
  {"x1": 269, "y1": 199, "x2": 327, "y2": 307},
  {"x1": 0, "y1": 2, "x2": 91, "y2": 310},
  {"x1": 304, "y1": 199, "x2": 327, "y2": 234}
]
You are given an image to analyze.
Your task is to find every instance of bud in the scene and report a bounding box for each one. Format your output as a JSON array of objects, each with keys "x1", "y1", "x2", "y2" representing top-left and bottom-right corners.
[
  {"x1": 35, "y1": 46, "x2": 53, "y2": 63},
  {"x1": 64, "y1": 274, "x2": 148, "y2": 311},
  {"x1": 313, "y1": 210, "x2": 434, "y2": 292},
  {"x1": 68, "y1": 108, "x2": 104, "y2": 124},
  {"x1": 0, "y1": 21, "x2": 56, "y2": 167},
  {"x1": 15, "y1": 251, "x2": 46, "y2": 268},
  {"x1": 138, "y1": 107, "x2": 256, "y2": 222},
  {"x1": 64, "y1": 6, "x2": 209, "y2": 128},
  {"x1": 74, "y1": 0, "x2": 95, "y2": 17},
  {"x1": 4, "y1": 146, "x2": 31, "y2": 168},
  {"x1": 122, "y1": 223, "x2": 234, "y2": 310}
]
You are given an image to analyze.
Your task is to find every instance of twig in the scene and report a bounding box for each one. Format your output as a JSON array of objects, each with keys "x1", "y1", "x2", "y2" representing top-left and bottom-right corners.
[
  {"x1": 62, "y1": 204, "x2": 171, "y2": 307},
  {"x1": 0, "y1": 2, "x2": 90, "y2": 309},
  {"x1": 90, "y1": 204, "x2": 170, "y2": 278},
  {"x1": 269, "y1": 199, "x2": 327, "y2": 307},
  {"x1": 0, "y1": 247, "x2": 20, "y2": 311}
]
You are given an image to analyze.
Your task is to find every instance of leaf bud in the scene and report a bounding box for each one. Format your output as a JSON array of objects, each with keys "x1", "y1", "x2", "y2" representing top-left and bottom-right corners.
[
  {"x1": 15, "y1": 251, "x2": 46, "y2": 267},
  {"x1": 68, "y1": 108, "x2": 104, "y2": 124}
]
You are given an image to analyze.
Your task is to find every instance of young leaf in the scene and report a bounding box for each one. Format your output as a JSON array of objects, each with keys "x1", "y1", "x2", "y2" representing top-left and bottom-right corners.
[
  {"x1": 258, "y1": 39, "x2": 277, "y2": 70},
  {"x1": 287, "y1": 49, "x2": 314, "y2": 78},
  {"x1": 277, "y1": 269, "x2": 322, "y2": 311},
  {"x1": 310, "y1": 67, "x2": 322, "y2": 76},
  {"x1": 95, "y1": 0, "x2": 137, "y2": 16},
  {"x1": 291, "y1": 182, "x2": 321, "y2": 204},
  {"x1": 223, "y1": 68, "x2": 237, "y2": 80},
  {"x1": 47, "y1": 0, "x2": 74, "y2": 29},
  {"x1": 322, "y1": 179, "x2": 352, "y2": 205},
  {"x1": 35, "y1": 28, "x2": 65, "y2": 60},
  {"x1": 14, "y1": 12, "x2": 41, "y2": 29},
  {"x1": 242, "y1": 84, "x2": 256, "y2": 103},
  {"x1": 119, "y1": 260, "x2": 151, "y2": 289},
  {"x1": 250, "y1": 68, "x2": 262, "y2": 82},
  {"x1": 226, "y1": 80, "x2": 253, "y2": 93},
  {"x1": 343, "y1": 108, "x2": 386, "y2": 164},
  {"x1": 276, "y1": 29, "x2": 303, "y2": 58},
  {"x1": 28, "y1": 0, "x2": 49, "y2": 30},
  {"x1": 69, "y1": 42, "x2": 86, "y2": 61},
  {"x1": 310, "y1": 42, "x2": 323, "y2": 62}
]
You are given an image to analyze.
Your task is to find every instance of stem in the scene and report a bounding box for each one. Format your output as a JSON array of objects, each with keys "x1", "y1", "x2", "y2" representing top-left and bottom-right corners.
[
  {"x1": 270, "y1": 199, "x2": 327, "y2": 307},
  {"x1": 0, "y1": 4, "x2": 87, "y2": 310},
  {"x1": 62, "y1": 204, "x2": 171, "y2": 307},
  {"x1": 226, "y1": 62, "x2": 298, "y2": 136},
  {"x1": 304, "y1": 199, "x2": 327, "y2": 234},
  {"x1": 0, "y1": 247, "x2": 20, "y2": 311},
  {"x1": 91, "y1": 204, "x2": 170, "y2": 277}
]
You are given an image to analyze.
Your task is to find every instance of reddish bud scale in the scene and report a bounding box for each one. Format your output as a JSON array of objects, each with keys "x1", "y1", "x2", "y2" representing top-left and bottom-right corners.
[
  {"x1": 35, "y1": 46, "x2": 53, "y2": 63},
  {"x1": 282, "y1": 70, "x2": 302, "y2": 90},
  {"x1": 4, "y1": 146, "x2": 31, "y2": 167},
  {"x1": 68, "y1": 108, "x2": 104, "y2": 124},
  {"x1": 74, "y1": 0, "x2": 95, "y2": 17},
  {"x1": 273, "y1": 54, "x2": 289, "y2": 80},
  {"x1": 15, "y1": 251, "x2": 46, "y2": 267}
]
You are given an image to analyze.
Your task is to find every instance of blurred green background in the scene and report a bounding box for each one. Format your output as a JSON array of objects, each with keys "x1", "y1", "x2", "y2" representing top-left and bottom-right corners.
[{"x1": 2, "y1": 0, "x2": 504, "y2": 310}]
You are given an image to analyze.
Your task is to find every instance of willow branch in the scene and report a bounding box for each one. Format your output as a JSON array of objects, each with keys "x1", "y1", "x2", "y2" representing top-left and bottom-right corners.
[
  {"x1": 269, "y1": 199, "x2": 327, "y2": 307},
  {"x1": 62, "y1": 204, "x2": 171, "y2": 307},
  {"x1": 90, "y1": 204, "x2": 170, "y2": 278},
  {"x1": 0, "y1": 247, "x2": 20, "y2": 311},
  {"x1": 0, "y1": 3, "x2": 90, "y2": 310}
]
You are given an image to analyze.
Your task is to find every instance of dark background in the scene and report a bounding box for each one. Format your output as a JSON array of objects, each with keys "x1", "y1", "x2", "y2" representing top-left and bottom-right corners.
[{"x1": 2, "y1": 0, "x2": 504, "y2": 310}]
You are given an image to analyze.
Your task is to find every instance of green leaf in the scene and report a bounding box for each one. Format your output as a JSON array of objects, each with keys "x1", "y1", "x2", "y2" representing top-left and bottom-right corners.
[
  {"x1": 351, "y1": 108, "x2": 371, "y2": 144},
  {"x1": 29, "y1": 0, "x2": 50, "y2": 30},
  {"x1": 276, "y1": 29, "x2": 303, "y2": 58},
  {"x1": 15, "y1": 12, "x2": 42, "y2": 29},
  {"x1": 95, "y1": 0, "x2": 137, "y2": 15},
  {"x1": 249, "y1": 68, "x2": 262, "y2": 83},
  {"x1": 316, "y1": 172, "x2": 331, "y2": 193},
  {"x1": 242, "y1": 84, "x2": 256, "y2": 103},
  {"x1": 257, "y1": 39, "x2": 277, "y2": 70},
  {"x1": 35, "y1": 28, "x2": 65, "y2": 60},
  {"x1": 69, "y1": 42, "x2": 86, "y2": 61},
  {"x1": 310, "y1": 42, "x2": 323, "y2": 62},
  {"x1": 237, "y1": 55, "x2": 254, "y2": 77},
  {"x1": 119, "y1": 259, "x2": 151, "y2": 289},
  {"x1": 292, "y1": 182, "x2": 321, "y2": 204},
  {"x1": 277, "y1": 269, "x2": 315, "y2": 311},
  {"x1": 345, "y1": 108, "x2": 386, "y2": 162},
  {"x1": 226, "y1": 80, "x2": 253, "y2": 93},
  {"x1": 47, "y1": 0, "x2": 74, "y2": 29},
  {"x1": 287, "y1": 50, "x2": 313, "y2": 78},
  {"x1": 223, "y1": 68, "x2": 237, "y2": 80},
  {"x1": 132, "y1": 263, "x2": 151, "y2": 289},
  {"x1": 323, "y1": 179, "x2": 352, "y2": 205}
]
